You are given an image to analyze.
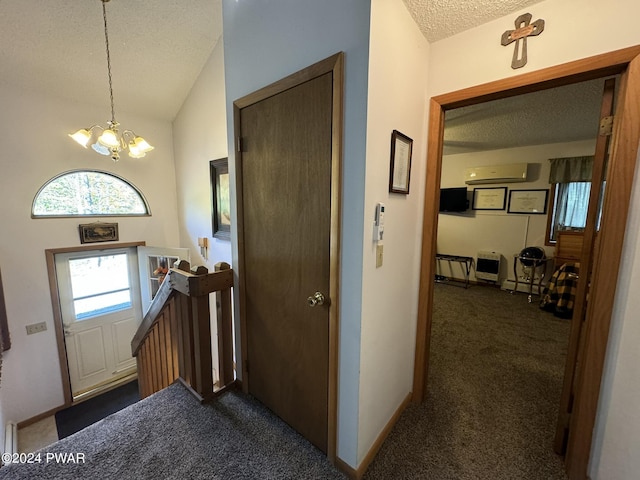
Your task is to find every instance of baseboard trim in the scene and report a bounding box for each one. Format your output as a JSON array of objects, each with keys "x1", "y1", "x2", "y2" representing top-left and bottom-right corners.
[
  {"x1": 17, "y1": 405, "x2": 64, "y2": 429},
  {"x1": 337, "y1": 391, "x2": 412, "y2": 480},
  {"x1": 335, "y1": 457, "x2": 358, "y2": 480}
]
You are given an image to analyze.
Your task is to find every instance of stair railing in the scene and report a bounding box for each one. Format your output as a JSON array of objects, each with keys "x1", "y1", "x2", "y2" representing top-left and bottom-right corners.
[{"x1": 131, "y1": 261, "x2": 234, "y2": 402}]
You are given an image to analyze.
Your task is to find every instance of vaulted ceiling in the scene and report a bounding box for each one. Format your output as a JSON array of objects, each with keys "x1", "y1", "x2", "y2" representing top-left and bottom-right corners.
[
  {"x1": 0, "y1": 0, "x2": 599, "y2": 151},
  {"x1": 0, "y1": 0, "x2": 222, "y2": 121}
]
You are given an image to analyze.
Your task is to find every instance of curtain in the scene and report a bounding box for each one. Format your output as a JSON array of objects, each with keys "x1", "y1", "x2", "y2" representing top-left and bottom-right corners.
[
  {"x1": 548, "y1": 156, "x2": 594, "y2": 183},
  {"x1": 555, "y1": 182, "x2": 591, "y2": 229}
]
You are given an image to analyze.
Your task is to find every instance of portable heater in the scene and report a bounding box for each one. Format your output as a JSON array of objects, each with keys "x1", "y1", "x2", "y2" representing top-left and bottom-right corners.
[{"x1": 476, "y1": 251, "x2": 501, "y2": 282}]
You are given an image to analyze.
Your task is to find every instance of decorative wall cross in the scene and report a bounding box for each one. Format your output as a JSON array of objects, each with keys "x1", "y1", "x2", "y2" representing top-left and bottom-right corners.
[{"x1": 501, "y1": 13, "x2": 545, "y2": 69}]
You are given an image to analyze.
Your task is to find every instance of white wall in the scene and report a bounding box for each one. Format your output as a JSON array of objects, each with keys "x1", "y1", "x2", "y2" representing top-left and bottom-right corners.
[
  {"x1": 173, "y1": 38, "x2": 230, "y2": 268},
  {"x1": 173, "y1": 34, "x2": 231, "y2": 384},
  {"x1": 438, "y1": 141, "x2": 595, "y2": 283},
  {"x1": 0, "y1": 84, "x2": 180, "y2": 424},
  {"x1": 427, "y1": 0, "x2": 640, "y2": 477},
  {"x1": 358, "y1": 0, "x2": 429, "y2": 465},
  {"x1": 222, "y1": 0, "x2": 371, "y2": 467}
]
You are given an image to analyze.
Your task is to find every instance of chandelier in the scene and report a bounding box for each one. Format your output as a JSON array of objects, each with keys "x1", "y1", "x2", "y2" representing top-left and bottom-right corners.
[{"x1": 69, "y1": 0, "x2": 153, "y2": 162}]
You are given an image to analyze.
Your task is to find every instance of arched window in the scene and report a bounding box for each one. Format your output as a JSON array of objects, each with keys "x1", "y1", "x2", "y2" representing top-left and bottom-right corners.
[{"x1": 32, "y1": 170, "x2": 150, "y2": 217}]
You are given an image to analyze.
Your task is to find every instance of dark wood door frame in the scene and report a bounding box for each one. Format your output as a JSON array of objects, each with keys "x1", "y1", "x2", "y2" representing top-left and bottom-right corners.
[
  {"x1": 233, "y1": 52, "x2": 343, "y2": 462},
  {"x1": 46, "y1": 241, "x2": 146, "y2": 407},
  {"x1": 412, "y1": 45, "x2": 640, "y2": 480}
]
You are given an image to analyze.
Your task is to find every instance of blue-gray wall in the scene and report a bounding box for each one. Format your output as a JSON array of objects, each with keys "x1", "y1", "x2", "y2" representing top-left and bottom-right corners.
[{"x1": 222, "y1": 0, "x2": 371, "y2": 466}]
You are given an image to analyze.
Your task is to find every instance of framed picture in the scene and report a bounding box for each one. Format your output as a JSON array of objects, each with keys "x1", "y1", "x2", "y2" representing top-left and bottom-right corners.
[
  {"x1": 472, "y1": 187, "x2": 507, "y2": 210},
  {"x1": 79, "y1": 223, "x2": 119, "y2": 244},
  {"x1": 210, "y1": 158, "x2": 231, "y2": 240},
  {"x1": 508, "y1": 189, "x2": 549, "y2": 214},
  {"x1": 389, "y1": 130, "x2": 413, "y2": 194},
  {"x1": 0, "y1": 268, "x2": 10, "y2": 352}
]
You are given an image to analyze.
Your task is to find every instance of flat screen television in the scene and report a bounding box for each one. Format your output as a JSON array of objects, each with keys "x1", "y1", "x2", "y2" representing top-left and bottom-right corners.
[{"x1": 439, "y1": 187, "x2": 469, "y2": 212}]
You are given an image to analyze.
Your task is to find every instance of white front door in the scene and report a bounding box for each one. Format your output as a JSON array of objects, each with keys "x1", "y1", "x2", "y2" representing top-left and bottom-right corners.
[{"x1": 56, "y1": 247, "x2": 143, "y2": 398}]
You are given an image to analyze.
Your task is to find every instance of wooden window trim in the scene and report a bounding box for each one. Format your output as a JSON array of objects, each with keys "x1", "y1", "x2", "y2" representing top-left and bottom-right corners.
[{"x1": 545, "y1": 183, "x2": 558, "y2": 246}]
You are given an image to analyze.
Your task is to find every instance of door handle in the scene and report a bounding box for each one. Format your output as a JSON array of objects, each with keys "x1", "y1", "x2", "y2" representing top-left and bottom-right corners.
[{"x1": 307, "y1": 291, "x2": 328, "y2": 307}]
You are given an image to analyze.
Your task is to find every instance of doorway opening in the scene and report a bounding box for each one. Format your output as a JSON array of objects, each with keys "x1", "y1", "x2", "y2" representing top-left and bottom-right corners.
[
  {"x1": 428, "y1": 76, "x2": 608, "y2": 476},
  {"x1": 414, "y1": 46, "x2": 640, "y2": 479}
]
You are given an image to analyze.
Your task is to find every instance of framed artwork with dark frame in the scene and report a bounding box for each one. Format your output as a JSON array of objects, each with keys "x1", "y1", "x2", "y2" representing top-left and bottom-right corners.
[
  {"x1": 79, "y1": 223, "x2": 119, "y2": 244},
  {"x1": 389, "y1": 130, "x2": 413, "y2": 194},
  {"x1": 210, "y1": 158, "x2": 231, "y2": 240},
  {"x1": 507, "y1": 189, "x2": 549, "y2": 214},
  {"x1": 0, "y1": 268, "x2": 10, "y2": 352}
]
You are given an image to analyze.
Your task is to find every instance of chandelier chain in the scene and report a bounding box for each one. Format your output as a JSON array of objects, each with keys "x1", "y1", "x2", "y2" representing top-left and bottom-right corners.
[
  {"x1": 69, "y1": 0, "x2": 153, "y2": 161},
  {"x1": 102, "y1": 0, "x2": 116, "y2": 125}
]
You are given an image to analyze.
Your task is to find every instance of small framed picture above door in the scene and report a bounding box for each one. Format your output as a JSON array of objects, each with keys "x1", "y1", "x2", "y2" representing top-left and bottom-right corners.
[{"x1": 210, "y1": 158, "x2": 231, "y2": 240}]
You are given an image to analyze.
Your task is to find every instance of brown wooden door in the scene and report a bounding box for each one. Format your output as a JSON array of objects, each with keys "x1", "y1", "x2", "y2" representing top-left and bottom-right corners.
[
  {"x1": 553, "y1": 77, "x2": 616, "y2": 455},
  {"x1": 239, "y1": 72, "x2": 333, "y2": 452}
]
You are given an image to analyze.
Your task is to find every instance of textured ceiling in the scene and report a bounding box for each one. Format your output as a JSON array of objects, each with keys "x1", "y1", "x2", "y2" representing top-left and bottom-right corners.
[
  {"x1": 444, "y1": 78, "x2": 609, "y2": 155},
  {"x1": 402, "y1": 0, "x2": 546, "y2": 42},
  {"x1": 0, "y1": 0, "x2": 602, "y2": 150},
  {"x1": 0, "y1": 0, "x2": 221, "y2": 121}
]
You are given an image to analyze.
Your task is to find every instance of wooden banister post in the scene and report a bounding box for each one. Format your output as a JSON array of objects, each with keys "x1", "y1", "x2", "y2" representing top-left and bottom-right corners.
[
  {"x1": 191, "y1": 292, "x2": 213, "y2": 400},
  {"x1": 131, "y1": 262, "x2": 234, "y2": 402},
  {"x1": 215, "y1": 262, "x2": 234, "y2": 387}
]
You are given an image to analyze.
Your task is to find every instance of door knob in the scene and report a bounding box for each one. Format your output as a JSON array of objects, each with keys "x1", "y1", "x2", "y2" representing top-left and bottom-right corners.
[{"x1": 307, "y1": 291, "x2": 327, "y2": 307}]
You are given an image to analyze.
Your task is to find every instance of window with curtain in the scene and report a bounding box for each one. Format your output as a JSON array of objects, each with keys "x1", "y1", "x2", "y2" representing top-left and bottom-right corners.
[{"x1": 547, "y1": 156, "x2": 595, "y2": 242}]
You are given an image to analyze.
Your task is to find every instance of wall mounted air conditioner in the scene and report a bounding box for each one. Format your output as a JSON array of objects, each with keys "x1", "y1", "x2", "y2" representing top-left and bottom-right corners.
[{"x1": 464, "y1": 163, "x2": 528, "y2": 184}]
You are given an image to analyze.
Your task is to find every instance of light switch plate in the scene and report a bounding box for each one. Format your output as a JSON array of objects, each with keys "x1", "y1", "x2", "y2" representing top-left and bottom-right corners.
[{"x1": 376, "y1": 245, "x2": 384, "y2": 268}]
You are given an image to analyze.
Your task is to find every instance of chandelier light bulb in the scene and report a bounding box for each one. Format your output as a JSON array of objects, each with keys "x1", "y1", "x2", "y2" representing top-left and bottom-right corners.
[
  {"x1": 128, "y1": 147, "x2": 147, "y2": 159},
  {"x1": 69, "y1": 129, "x2": 92, "y2": 148},
  {"x1": 133, "y1": 137, "x2": 154, "y2": 153},
  {"x1": 97, "y1": 129, "x2": 120, "y2": 148}
]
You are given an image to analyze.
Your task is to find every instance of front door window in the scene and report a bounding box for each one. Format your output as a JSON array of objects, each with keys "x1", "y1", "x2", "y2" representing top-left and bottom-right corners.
[{"x1": 69, "y1": 253, "x2": 132, "y2": 320}]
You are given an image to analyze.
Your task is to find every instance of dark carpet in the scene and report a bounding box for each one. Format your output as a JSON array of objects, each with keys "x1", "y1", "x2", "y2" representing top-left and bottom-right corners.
[
  {"x1": 2, "y1": 382, "x2": 345, "y2": 480},
  {"x1": 364, "y1": 284, "x2": 570, "y2": 479},
  {"x1": 55, "y1": 379, "x2": 140, "y2": 439}
]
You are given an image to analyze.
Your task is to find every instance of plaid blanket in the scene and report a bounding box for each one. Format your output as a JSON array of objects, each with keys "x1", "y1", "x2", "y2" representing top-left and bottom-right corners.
[{"x1": 540, "y1": 262, "x2": 580, "y2": 318}]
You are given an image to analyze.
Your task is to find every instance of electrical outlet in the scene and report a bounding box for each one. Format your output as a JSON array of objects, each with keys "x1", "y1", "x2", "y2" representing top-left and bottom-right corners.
[{"x1": 25, "y1": 322, "x2": 47, "y2": 335}]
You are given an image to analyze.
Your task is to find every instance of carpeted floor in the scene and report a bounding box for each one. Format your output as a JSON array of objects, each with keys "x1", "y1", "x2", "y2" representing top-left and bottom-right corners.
[
  {"x1": 55, "y1": 379, "x2": 140, "y2": 439},
  {"x1": 1, "y1": 382, "x2": 345, "y2": 480},
  {"x1": 364, "y1": 284, "x2": 570, "y2": 479},
  {"x1": 3, "y1": 284, "x2": 570, "y2": 479}
]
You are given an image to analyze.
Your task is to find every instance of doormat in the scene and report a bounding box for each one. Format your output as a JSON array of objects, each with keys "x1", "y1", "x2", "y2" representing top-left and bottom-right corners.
[{"x1": 55, "y1": 380, "x2": 140, "y2": 439}]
